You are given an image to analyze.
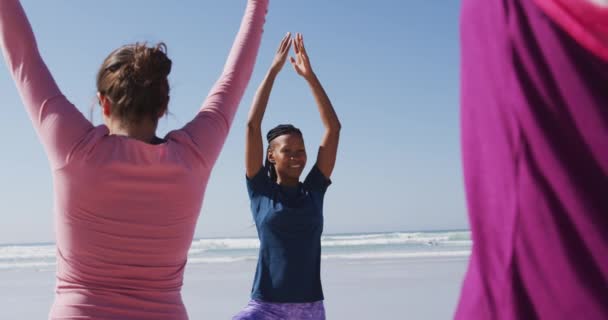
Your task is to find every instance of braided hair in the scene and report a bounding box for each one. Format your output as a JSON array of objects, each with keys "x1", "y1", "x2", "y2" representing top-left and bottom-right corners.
[{"x1": 265, "y1": 124, "x2": 303, "y2": 182}]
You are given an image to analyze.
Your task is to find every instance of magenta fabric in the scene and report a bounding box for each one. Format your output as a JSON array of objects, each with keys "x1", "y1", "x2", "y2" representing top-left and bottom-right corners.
[
  {"x1": 457, "y1": 0, "x2": 608, "y2": 319},
  {"x1": 0, "y1": 0, "x2": 268, "y2": 318},
  {"x1": 534, "y1": 0, "x2": 608, "y2": 61}
]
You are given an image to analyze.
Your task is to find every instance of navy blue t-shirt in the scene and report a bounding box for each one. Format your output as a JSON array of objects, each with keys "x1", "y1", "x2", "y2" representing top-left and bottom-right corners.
[{"x1": 246, "y1": 164, "x2": 331, "y2": 302}]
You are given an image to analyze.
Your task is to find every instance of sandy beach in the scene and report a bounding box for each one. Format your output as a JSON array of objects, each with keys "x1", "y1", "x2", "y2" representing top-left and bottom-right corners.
[{"x1": 0, "y1": 255, "x2": 467, "y2": 319}]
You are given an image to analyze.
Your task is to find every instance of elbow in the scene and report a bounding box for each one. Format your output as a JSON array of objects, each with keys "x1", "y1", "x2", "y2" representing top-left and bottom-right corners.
[
  {"x1": 335, "y1": 121, "x2": 342, "y2": 131},
  {"x1": 329, "y1": 120, "x2": 342, "y2": 133},
  {"x1": 327, "y1": 123, "x2": 341, "y2": 136},
  {"x1": 246, "y1": 120, "x2": 262, "y2": 131}
]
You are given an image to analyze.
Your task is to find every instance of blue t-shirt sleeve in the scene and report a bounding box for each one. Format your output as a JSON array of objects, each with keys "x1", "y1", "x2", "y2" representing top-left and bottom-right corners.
[
  {"x1": 246, "y1": 167, "x2": 272, "y2": 199},
  {"x1": 304, "y1": 164, "x2": 332, "y2": 194}
]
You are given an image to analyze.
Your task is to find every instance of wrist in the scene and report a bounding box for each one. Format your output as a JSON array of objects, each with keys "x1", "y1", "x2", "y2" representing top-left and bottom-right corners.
[
  {"x1": 305, "y1": 72, "x2": 318, "y2": 83},
  {"x1": 267, "y1": 68, "x2": 280, "y2": 78},
  {"x1": 270, "y1": 63, "x2": 284, "y2": 74}
]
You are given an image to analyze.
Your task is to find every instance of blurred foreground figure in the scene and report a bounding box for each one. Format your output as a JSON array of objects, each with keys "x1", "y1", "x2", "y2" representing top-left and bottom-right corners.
[{"x1": 457, "y1": 0, "x2": 608, "y2": 319}]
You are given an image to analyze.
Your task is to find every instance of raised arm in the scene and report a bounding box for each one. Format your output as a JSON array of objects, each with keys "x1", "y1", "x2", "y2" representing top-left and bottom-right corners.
[
  {"x1": 0, "y1": 0, "x2": 93, "y2": 169},
  {"x1": 246, "y1": 33, "x2": 292, "y2": 178},
  {"x1": 290, "y1": 33, "x2": 341, "y2": 178},
  {"x1": 181, "y1": 0, "x2": 269, "y2": 168}
]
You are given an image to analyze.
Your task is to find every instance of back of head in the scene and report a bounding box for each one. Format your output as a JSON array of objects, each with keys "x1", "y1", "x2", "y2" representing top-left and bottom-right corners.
[{"x1": 96, "y1": 43, "x2": 172, "y2": 126}]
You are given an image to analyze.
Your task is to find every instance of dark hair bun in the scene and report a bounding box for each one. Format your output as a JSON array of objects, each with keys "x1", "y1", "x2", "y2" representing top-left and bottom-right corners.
[
  {"x1": 131, "y1": 43, "x2": 172, "y2": 86},
  {"x1": 114, "y1": 43, "x2": 172, "y2": 89},
  {"x1": 97, "y1": 42, "x2": 172, "y2": 126}
]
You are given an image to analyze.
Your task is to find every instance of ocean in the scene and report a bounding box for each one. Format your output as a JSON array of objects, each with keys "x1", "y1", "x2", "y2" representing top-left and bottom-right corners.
[{"x1": 0, "y1": 230, "x2": 471, "y2": 270}]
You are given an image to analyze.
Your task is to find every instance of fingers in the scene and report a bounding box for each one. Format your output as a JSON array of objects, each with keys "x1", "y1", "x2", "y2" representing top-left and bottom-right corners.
[
  {"x1": 292, "y1": 33, "x2": 308, "y2": 59},
  {"x1": 278, "y1": 32, "x2": 291, "y2": 53},
  {"x1": 287, "y1": 32, "x2": 311, "y2": 76},
  {"x1": 297, "y1": 33, "x2": 304, "y2": 53},
  {"x1": 284, "y1": 37, "x2": 292, "y2": 54},
  {"x1": 289, "y1": 56, "x2": 301, "y2": 75},
  {"x1": 293, "y1": 38, "x2": 300, "y2": 55},
  {"x1": 290, "y1": 34, "x2": 299, "y2": 66},
  {"x1": 280, "y1": 41, "x2": 290, "y2": 57},
  {"x1": 299, "y1": 34, "x2": 308, "y2": 55},
  {"x1": 294, "y1": 33, "x2": 310, "y2": 68}
]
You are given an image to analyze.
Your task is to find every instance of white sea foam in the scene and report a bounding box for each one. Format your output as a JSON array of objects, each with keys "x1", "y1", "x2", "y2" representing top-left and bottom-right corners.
[
  {"x1": 0, "y1": 245, "x2": 55, "y2": 259},
  {"x1": 0, "y1": 260, "x2": 56, "y2": 270},
  {"x1": 187, "y1": 231, "x2": 471, "y2": 253},
  {"x1": 322, "y1": 232, "x2": 471, "y2": 247},
  {"x1": 0, "y1": 231, "x2": 471, "y2": 269},
  {"x1": 188, "y1": 238, "x2": 261, "y2": 254},
  {"x1": 321, "y1": 250, "x2": 471, "y2": 260},
  {"x1": 187, "y1": 256, "x2": 257, "y2": 264}
]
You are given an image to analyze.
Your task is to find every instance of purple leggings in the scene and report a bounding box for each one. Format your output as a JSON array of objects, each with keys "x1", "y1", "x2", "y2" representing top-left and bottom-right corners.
[{"x1": 233, "y1": 299, "x2": 326, "y2": 320}]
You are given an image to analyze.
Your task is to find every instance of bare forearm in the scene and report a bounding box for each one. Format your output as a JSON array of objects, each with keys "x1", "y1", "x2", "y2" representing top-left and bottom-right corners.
[
  {"x1": 306, "y1": 74, "x2": 341, "y2": 132},
  {"x1": 246, "y1": 68, "x2": 277, "y2": 177},
  {"x1": 247, "y1": 69, "x2": 278, "y2": 129}
]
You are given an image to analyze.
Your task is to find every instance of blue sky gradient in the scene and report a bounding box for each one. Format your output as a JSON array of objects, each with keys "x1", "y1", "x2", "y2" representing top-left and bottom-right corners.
[{"x1": 0, "y1": 0, "x2": 466, "y2": 243}]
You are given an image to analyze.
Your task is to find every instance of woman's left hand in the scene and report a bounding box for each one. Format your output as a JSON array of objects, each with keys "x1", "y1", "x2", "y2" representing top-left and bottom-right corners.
[{"x1": 290, "y1": 33, "x2": 315, "y2": 81}]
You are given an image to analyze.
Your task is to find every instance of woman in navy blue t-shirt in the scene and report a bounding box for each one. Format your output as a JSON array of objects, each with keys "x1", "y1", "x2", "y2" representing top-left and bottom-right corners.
[{"x1": 233, "y1": 33, "x2": 341, "y2": 320}]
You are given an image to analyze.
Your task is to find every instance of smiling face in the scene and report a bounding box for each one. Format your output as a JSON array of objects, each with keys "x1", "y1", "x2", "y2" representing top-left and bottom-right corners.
[{"x1": 268, "y1": 133, "x2": 307, "y2": 184}]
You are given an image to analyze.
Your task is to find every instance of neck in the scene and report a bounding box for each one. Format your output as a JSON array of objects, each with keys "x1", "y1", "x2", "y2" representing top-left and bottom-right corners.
[
  {"x1": 276, "y1": 176, "x2": 299, "y2": 187},
  {"x1": 107, "y1": 119, "x2": 159, "y2": 143}
]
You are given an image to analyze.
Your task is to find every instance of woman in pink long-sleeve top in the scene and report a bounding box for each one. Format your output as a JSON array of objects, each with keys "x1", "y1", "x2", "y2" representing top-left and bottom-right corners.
[{"x1": 0, "y1": 0, "x2": 268, "y2": 318}]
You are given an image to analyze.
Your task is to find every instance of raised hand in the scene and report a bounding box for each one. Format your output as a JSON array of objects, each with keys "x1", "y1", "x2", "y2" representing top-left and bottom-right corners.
[
  {"x1": 290, "y1": 33, "x2": 315, "y2": 80},
  {"x1": 289, "y1": 33, "x2": 341, "y2": 178},
  {"x1": 270, "y1": 32, "x2": 292, "y2": 74},
  {"x1": 246, "y1": 34, "x2": 293, "y2": 178}
]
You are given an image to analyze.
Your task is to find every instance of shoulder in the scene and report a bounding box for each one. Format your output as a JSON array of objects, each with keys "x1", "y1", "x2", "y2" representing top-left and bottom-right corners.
[
  {"x1": 304, "y1": 164, "x2": 332, "y2": 194},
  {"x1": 247, "y1": 166, "x2": 274, "y2": 198}
]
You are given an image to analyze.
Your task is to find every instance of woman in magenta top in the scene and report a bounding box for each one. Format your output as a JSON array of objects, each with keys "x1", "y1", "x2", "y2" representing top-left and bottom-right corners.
[
  {"x1": 0, "y1": 0, "x2": 268, "y2": 318},
  {"x1": 458, "y1": 0, "x2": 608, "y2": 319}
]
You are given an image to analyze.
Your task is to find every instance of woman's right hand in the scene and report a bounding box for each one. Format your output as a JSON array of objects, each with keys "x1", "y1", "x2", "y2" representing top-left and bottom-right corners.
[{"x1": 270, "y1": 32, "x2": 292, "y2": 74}]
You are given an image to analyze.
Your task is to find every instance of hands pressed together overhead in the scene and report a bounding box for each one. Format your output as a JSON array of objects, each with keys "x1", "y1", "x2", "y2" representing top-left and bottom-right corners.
[{"x1": 270, "y1": 32, "x2": 315, "y2": 81}]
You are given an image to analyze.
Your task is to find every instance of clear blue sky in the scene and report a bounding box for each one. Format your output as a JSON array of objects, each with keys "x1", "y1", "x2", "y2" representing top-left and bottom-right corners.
[{"x1": 0, "y1": 0, "x2": 466, "y2": 244}]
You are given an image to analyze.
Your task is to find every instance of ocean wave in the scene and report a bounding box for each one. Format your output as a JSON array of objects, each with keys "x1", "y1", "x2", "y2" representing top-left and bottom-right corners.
[
  {"x1": 188, "y1": 238, "x2": 260, "y2": 254},
  {"x1": 0, "y1": 260, "x2": 56, "y2": 270},
  {"x1": 0, "y1": 245, "x2": 55, "y2": 260},
  {"x1": 187, "y1": 256, "x2": 257, "y2": 264},
  {"x1": 186, "y1": 250, "x2": 472, "y2": 265},
  {"x1": 0, "y1": 249, "x2": 472, "y2": 269},
  {"x1": 321, "y1": 250, "x2": 471, "y2": 260},
  {"x1": 188, "y1": 231, "x2": 471, "y2": 253},
  {"x1": 0, "y1": 231, "x2": 472, "y2": 269},
  {"x1": 322, "y1": 231, "x2": 471, "y2": 247}
]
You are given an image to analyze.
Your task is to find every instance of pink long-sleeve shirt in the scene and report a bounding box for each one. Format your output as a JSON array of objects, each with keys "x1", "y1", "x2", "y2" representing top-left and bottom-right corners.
[{"x1": 0, "y1": 0, "x2": 268, "y2": 318}]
